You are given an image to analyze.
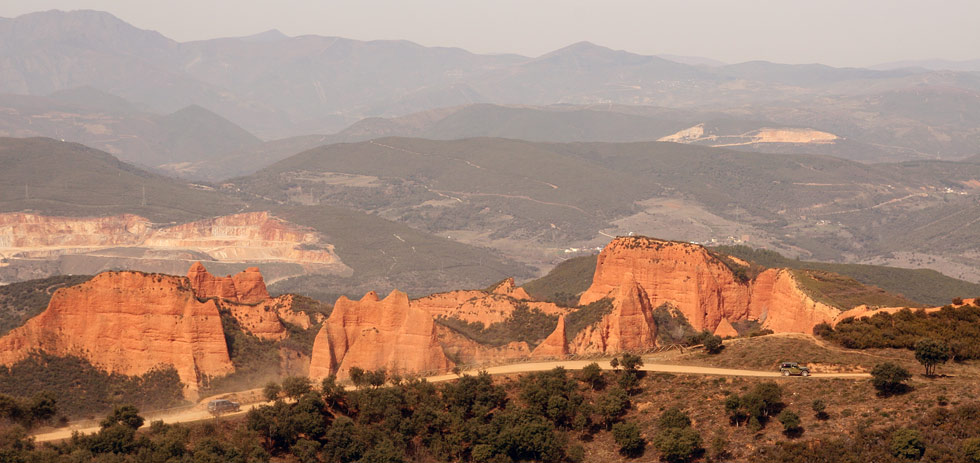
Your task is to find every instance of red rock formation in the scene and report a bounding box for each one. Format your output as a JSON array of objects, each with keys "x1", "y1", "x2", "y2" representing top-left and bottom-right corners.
[
  {"x1": 569, "y1": 276, "x2": 658, "y2": 354},
  {"x1": 748, "y1": 269, "x2": 838, "y2": 333},
  {"x1": 580, "y1": 237, "x2": 752, "y2": 332},
  {"x1": 579, "y1": 237, "x2": 840, "y2": 335},
  {"x1": 713, "y1": 318, "x2": 739, "y2": 338},
  {"x1": 412, "y1": 280, "x2": 567, "y2": 326},
  {"x1": 0, "y1": 272, "x2": 234, "y2": 390},
  {"x1": 187, "y1": 262, "x2": 271, "y2": 304},
  {"x1": 309, "y1": 290, "x2": 453, "y2": 380},
  {"x1": 530, "y1": 315, "x2": 569, "y2": 358},
  {"x1": 490, "y1": 277, "x2": 532, "y2": 300}
]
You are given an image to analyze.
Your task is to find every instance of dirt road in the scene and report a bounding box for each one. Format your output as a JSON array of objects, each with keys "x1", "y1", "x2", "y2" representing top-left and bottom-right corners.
[{"x1": 32, "y1": 358, "x2": 869, "y2": 443}]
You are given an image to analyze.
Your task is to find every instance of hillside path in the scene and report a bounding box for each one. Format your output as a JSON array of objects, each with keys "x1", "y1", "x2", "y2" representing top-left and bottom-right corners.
[{"x1": 32, "y1": 358, "x2": 868, "y2": 443}]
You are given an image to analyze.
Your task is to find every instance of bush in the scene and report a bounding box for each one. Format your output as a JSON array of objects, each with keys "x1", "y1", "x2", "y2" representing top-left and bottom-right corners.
[
  {"x1": 823, "y1": 306, "x2": 980, "y2": 360},
  {"x1": 871, "y1": 363, "x2": 912, "y2": 396},
  {"x1": 612, "y1": 421, "x2": 646, "y2": 458},
  {"x1": 811, "y1": 399, "x2": 828, "y2": 420},
  {"x1": 963, "y1": 437, "x2": 980, "y2": 463},
  {"x1": 652, "y1": 427, "x2": 702, "y2": 463},
  {"x1": 777, "y1": 410, "x2": 802, "y2": 437},
  {"x1": 658, "y1": 407, "x2": 692, "y2": 430},
  {"x1": 702, "y1": 334, "x2": 724, "y2": 354},
  {"x1": 890, "y1": 428, "x2": 925, "y2": 459}
]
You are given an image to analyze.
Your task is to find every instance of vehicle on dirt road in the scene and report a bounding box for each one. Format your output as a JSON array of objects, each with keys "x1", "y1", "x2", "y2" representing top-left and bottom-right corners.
[
  {"x1": 779, "y1": 362, "x2": 811, "y2": 376},
  {"x1": 207, "y1": 399, "x2": 240, "y2": 415}
]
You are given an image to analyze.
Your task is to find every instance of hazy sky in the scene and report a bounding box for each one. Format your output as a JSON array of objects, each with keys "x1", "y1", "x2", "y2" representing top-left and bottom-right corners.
[{"x1": 1, "y1": 0, "x2": 977, "y2": 67}]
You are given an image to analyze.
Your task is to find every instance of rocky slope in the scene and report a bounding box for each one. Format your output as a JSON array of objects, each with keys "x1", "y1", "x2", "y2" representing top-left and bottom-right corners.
[
  {"x1": 580, "y1": 236, "x2": 840, "y2": 336},
  {"x1": 0, "y1": 211, "x2": 349, "y2": 283},
  {"x1": 411, "y1": 277, "x2": 567, "y2": 325},
  {"x1": 309, "y1": 291, "x2": 453, "y2": 380}
]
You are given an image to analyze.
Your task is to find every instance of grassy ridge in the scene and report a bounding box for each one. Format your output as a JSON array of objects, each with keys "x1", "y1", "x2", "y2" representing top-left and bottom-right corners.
[
  {"x1": 0, "y1": 137, "x2": 246, "y2": 222},
  {"x1": 716, "y1": 245, "x2": 980, "y2": 306},
  {"x1": 0, "y1": 274, "x2": 92, "y2": 335},
  {"x1": 521, "y1": 254, "x2": 598, "y2": 305}
]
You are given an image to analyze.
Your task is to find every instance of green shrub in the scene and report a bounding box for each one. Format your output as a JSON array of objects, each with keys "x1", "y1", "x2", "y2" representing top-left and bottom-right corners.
[
  {"x1": 612, "y1": 421, "x2": 646, "y2": 458},
  {"x1": 890, "y1": 428, "x2": 925, "y2": 459},
  {"x1": 871, "y1": 363, "x2": 912, "y2": 396}
]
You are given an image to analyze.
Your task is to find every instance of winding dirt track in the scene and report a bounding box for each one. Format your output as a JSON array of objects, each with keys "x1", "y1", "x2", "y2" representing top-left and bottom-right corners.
[{"x1": 32, "y1": 359, "x2": 868, "y2": 443}]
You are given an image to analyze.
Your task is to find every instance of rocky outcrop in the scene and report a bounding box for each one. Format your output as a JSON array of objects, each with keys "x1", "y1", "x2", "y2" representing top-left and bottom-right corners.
[
  {"x1": 0, "y1": 211, "x2": 349, "y2": 283},
  {"x1": 187, "y1": 262, "x2": 270, "y2": 304},
  {"x1": 437, "y1": 327, "x2": 532, "y2": 366},
  {"x1": 412, "y1": 281, "x2": 567, "y2": 326},
  {"x1": 143, "y1": 212, "x2": 339, "y2": 265},
  {"x1": 489, "y1": 277, "x2": 532, "y2": 300},
  {"x1": 580, "y1": 237, "x2": 840, "y2": 335},
  {"x1": 580, "y1": 237, "x2": 752, "y2": 332},
  {"x1": 713, "y1": 318, "x2": 738, "y2": 338},
  {"x1": 748, "y1": 269, "x2": 839, "y2": 333},
  {"x1": 309, "y1": 290, "x2": 453, "y2": 380},
  {"x1": 570, "y1": 276, "x2": 658, "y2": 354},
  {"x1": 530, "y1": 315, "x2": 569, "y2": 358},
  {"x1": 0, "y1": 271, "x2": 234, "y2": 390}
]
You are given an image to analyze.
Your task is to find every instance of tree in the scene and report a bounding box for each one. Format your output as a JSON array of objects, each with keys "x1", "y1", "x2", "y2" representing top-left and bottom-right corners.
[
  {"x1": 27, "y1": 392, "x2": 57, "y2": 426},
  {"x1": 99, "y1": 405, "x2": 144, "y2": 430},
  {"x1": 914, "y1": 339, "x2": 950, "y2": 376},
  {"x1": 619, "y1": 353, "x2": 644, "y2": 372},
  {"x1": 652, "y1": 427, "x2": 702, "y2": 463},
  {"x1": 348, "y1": 367, "x2": 366, "y2": 388},
  {"x1": 263, "y1": 381, "x2": 282, "y2": 401},
  {"x1": 579, "y1": 362, "x2": 605, "y2": 390},
  {"x1": 609, "y1": 357, "x2": 620, "y2": 370},
  {"x1": 612, "y1": 421, "x2": 646, "y2": 458},
  {"x1": 724, "y1": 394, "x2": 747, "y2": 427},
  {"x1": 653, "y1": 407, "x2": 702, "y2": 462},
  {"x1": 365, "y1": 369, "x2": 387, "y2": 388},
  {"x1": 597, "y1": 387, "x2": 630, "y2": 429},
  {"x1": 777, "y1": 410, "x2": 802, "y2": 437},
  {"x1": 890, "y1": 428, "x2": 925, "y2": 459},
  {"x1": 702, "y1": 334, "x2": 723, "y2": 354},
  {"x1": 871, "y1": 362, "x2": 912, "y2": 396},
  {"x1": 282, "y1": 376, "x2": 313, "y2": 399}
]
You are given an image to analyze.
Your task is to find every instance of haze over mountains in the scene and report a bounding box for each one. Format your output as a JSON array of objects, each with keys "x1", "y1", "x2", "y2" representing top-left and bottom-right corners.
[{"x1": 1, "y1": 9, "x2": 978, "y2": 177}]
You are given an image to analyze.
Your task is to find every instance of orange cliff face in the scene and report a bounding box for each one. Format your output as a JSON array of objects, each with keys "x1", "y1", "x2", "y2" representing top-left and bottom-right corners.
[
  {"x1": 531, "y1": 315, "x2": 569, "y2": 358},
  {"x1": 570, "y1": 277, "x2": 658, "y2": 354},
  {"x1": 187, "y1": 262, "x2": 270, "y2": 304},
  {"x1": 749, "y1": 269, "x2": 839, "y2": 333},
  {"x1": 309, "y1": 291, "x2": 453, "y2": 380},
  {"x1": 579, "y1": 237, "x2": 839, "y2": 335},
  {"x1": 0, "y1": 211, "x2": 349, "y2": 278},
  {"x1": 186, "y1": 262, "x2": 290, "y2": 341},
  {"x1": 411, "y1": 277, "x2": 568, "y2": 326},
  {"x1": 0, "y1": 272, "x2": 234, "y2": 390}
]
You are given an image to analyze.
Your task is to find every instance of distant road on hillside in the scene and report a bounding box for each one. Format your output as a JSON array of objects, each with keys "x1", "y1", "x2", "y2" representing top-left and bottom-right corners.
[{"x1": 32, "y1": 358, "x2": 869, "y2": 443}]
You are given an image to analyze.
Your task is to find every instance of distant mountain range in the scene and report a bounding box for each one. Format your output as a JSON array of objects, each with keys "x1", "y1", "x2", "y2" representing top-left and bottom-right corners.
[
  {"x1": 234, "y1": 136, "x2": 980, "y2": 282},
  {"x1": 1, "y1": 10, "x2": 977, "y2": 139}
]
